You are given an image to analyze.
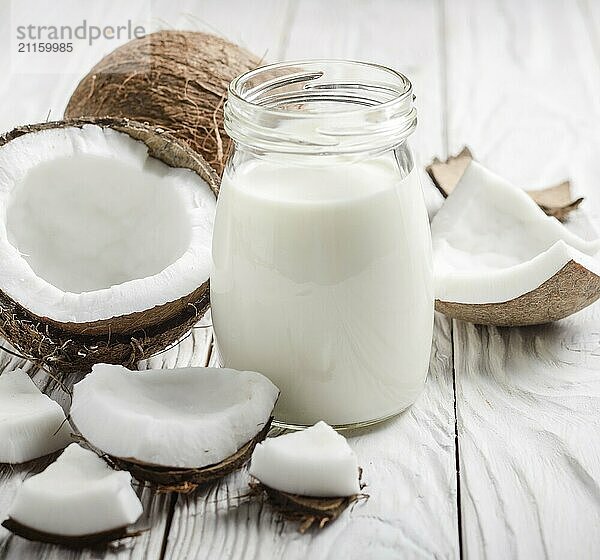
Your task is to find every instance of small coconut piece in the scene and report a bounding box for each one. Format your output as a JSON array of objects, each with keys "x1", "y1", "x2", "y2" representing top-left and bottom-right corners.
[
  {"x1": 432, "y1": 160, "x2": 600, "y2": 326},
  {"x1": 70, "y1": 364, "x2": 279, "y2": 492},
  {"x1": 65, "y1": 31, "x2": 261, "y2": 174},
  {"x1": 2, "y1": 443, "x2": 142, "y2": 546},
  {"x1": 249, "y1": 422, "x2": 364, "y2": 532},
  {"x1": 0, "y1": 118, "x2": 218, "y2": 374},
  {"x1": 0, "y1": 369, "x2": 72, "y2": 464},
  {"x1": 426, "y1": 147, "x2": 583, "y2": 221},
  {"x1": 250, "y1": 422, "x2": 360, "y2": 497}
]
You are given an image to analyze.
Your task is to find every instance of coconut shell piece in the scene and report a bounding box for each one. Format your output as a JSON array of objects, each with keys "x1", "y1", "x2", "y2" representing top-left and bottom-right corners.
[
  {"x1": 1, "y1": 518, "x2": 135, "y2": 548},
  {"x1": 436, "y1": 260, "x2": 600, "y2": 326},
  {"x1": 65, "y1": 30, "x2": 261, "y2": 175},
  {"x1": 426, "y1": 147, "x2": 473, "y2": 198},
  {"x1": 75, "y1": 419, "x2": 273, "y2": 494},
  {"x1": 426, "y1": 147, "x2": 582, "y2": 221},
  {"x1": 0, "y1": 118, "x2": 218, "y2": 375},
  {"x1": 528, "y1": 182, "x2": 584, "y2": 222},
  {"x1": 431, "y1": 158, "x2": 600, "y2": 327},
  {"x1": 249, "y1": 469, "x2": 366, "y2": 533}
]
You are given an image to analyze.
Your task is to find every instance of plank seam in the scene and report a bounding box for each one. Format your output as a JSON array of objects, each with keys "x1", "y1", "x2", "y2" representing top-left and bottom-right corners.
[
  {"x1": 451, "y1": 320, "x2": 464, "y2": 560},
  {"x1": 438, "y1": 1, "x2": 461, "y2": 556},
  {"x1": 159, "y1": 493, "x2": 178, "y2": 560},
  {"x1": 438, "y1": 0, "x2": 464, "y2": 560}
]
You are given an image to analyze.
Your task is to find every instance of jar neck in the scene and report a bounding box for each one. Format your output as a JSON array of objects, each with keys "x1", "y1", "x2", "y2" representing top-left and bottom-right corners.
[{"x1": 224, "y1": 60, "x2": 417, "y2": 157}]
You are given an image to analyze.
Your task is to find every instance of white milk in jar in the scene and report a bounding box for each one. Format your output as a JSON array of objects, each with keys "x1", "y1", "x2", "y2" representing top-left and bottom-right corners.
[{"x1": 211, "y1": 61, "x2": 434, "y2": 428}]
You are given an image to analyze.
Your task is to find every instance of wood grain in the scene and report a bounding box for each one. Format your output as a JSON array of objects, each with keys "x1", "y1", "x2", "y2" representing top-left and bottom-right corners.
[
  {"x1": 444, "y1": 0, "x2": 600, "y2": 557},
  {"x1": 454, "y1": 307, "x2": 600, "y2": 558}
]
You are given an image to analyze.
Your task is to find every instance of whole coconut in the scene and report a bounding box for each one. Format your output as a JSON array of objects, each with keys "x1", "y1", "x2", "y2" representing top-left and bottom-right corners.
[{"x1": 65, "y1": 31, "x2": 261, "y2": 175}]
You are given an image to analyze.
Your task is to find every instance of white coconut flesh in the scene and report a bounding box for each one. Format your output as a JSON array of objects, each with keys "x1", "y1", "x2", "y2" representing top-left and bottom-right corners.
[
  {"x1": 249, "y1": 421, "x2": 360, "y2": 497},
  {"x1": 70, "y1": 364, "x2": 279, "y2": 469},
  {"x1": 0, "y1": 124, "x2": 215, "y2": 324},
  {"x1": 5, "y1": 443, "x2": 142, "y2": 537},
  {"x1": 0, "y1": 369, "x2": 71, "y2": 464},
  {"x1": 431, "y1": 160, "x2": 600, "y2": 304}
]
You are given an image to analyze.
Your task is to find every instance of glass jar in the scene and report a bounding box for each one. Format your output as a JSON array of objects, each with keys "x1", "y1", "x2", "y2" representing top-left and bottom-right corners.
[{"x1": 211, "y1": 60, "x2": 433, "y2": 429}]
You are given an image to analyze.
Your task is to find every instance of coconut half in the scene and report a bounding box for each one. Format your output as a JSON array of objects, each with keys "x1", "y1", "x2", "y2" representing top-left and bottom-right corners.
[
  {"x1": 0, "y1": 369, "x2": 72, "y2": 463},
  {"x1": 2, "y1": 443, "x2": 142, "y2": 546},
  {"x1": 432, "y1": 160, "x2": 600, "y2": 326},
  {"x1": 249, "y1": 422, "x2": 364, "y2": 532},
  {"x1": 426, "y1": 147, "x2": 583, "y2": 221},
  {"x1": 0, "y1": 118, "x2": 218, "y2": 373},
  {"x1": 70, "y1": 364, "x2": 279, "y2": 492}
]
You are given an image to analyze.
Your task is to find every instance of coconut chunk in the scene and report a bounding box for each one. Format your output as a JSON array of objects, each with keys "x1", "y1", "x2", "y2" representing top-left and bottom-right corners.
[
  {"x1": 70, "y1": 364, "x2": 279, "y2": 469},
  {"x1": 249, "y1": 421, "x2": 361, "y2": 497},
  {"x1": 431, "y1": 161, "x2": 600, "y2": 325},
  {"x1": 0, "y1": 369, "x2": 71, "y2": 463},
  {"x1": 3, "y1": 443, "x2": 142, "y2": 541}
]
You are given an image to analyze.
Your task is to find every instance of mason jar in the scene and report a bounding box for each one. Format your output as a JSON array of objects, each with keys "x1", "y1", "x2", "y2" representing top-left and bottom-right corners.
[{"x1": 211, "y1": 60, "x2": 433, "y2": 429}]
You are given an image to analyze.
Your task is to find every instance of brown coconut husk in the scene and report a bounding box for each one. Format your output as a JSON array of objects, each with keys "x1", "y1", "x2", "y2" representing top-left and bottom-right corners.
[
  {"x1": 74, "y1": 419, "x2": 273, "y2": 494},
  {"x1": 1, "y1": 518, "x2": 136, "y2": 548},
  {"x1": 436, "y1": 260, "x2": 600, "y2": 326},
  {"x1": 426, "y1": 147, "x2": 583, "y2": 221},
  {"x1": 249, "y1": 469, "x2": 367, "y2": 533},
  {"x1": 65, "y1": 30, "x2": 261, "y2": 175},
  {"x1": 0, "y1": 118, "x2": 218, "y2": 374}
]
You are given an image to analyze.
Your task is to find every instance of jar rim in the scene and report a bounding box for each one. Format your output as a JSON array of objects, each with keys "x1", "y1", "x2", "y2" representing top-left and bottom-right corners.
[
  {"x1": 228, "y1": 59, "x2": 414, "y2": 117},
  {"x1": 225, "y1": 59, "x2": 417, "y2": 156}
]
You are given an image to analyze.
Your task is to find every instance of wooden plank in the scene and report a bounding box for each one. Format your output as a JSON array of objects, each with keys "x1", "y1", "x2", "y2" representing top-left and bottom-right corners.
[
  {"x1": 0, "y1": 2, "x2": 153, "y2": 133},
  {"x1": 162, "y1": 1, "x2": 459, "y2": 558},
  {"x1": 454, "y1": 306, "x2": 600, "y2": 559},
  {"x1": 152, "y1": 0, "x2": 293, "y2": 61},
  {"x1": 444, "y1": 0, "x2": 600, "y2": 557},
  {"x1": 283, "y1": 0, "x2": 445, "y2": 160}
]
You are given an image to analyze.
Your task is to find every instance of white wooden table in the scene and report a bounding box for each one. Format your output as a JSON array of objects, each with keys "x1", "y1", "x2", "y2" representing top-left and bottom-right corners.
[{"x1": 1, "y1": 1, "x2": 600, "y2": 558}]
